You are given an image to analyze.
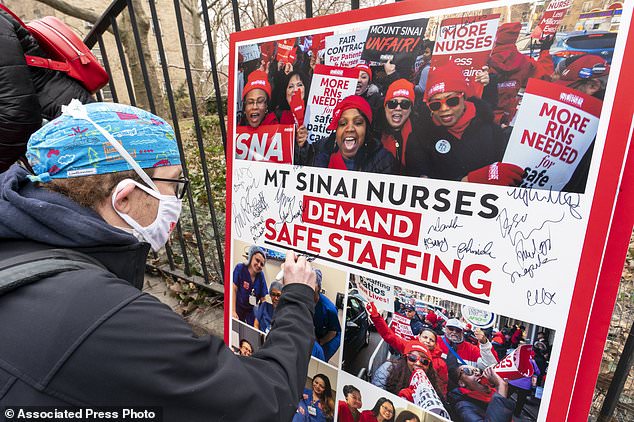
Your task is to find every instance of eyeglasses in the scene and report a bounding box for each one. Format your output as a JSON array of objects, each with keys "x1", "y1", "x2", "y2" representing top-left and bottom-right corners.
[
  {"x1": 428, "y1": 93, "x2": 463, "y2": 111},
  {"x1": 386, "y1": 99, "x2": 412, "y2": 110},
  {"x1": 380, "y1": 404, "x2": 394, "y2": 414},
  {"x1": 406, "y1": 353, "x2": 431, "y2": 366},
  {"x1": 150, "y1": 177, "x2": 190, "y2": 199},
  {"x1": 460, "y1": 366, "x2": 481, "y2": 377},
  {"x1": 270, "y1": 292, "x2": 281, "y2": 298},
  {"x1": 245, "y1": 98, "x2": 267, "y2": 107}
]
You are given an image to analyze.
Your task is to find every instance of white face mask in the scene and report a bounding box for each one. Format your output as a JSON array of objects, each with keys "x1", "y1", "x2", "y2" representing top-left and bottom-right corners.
[{"x1": 112, "y1": 179, "x2": 182, "y2": 252}]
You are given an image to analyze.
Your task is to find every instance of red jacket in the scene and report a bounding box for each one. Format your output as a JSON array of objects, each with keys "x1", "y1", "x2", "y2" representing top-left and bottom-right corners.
[
  {"x1": 438, "y1": 335, "x2": 500, "y2": 366},
  {"x1": 370, "y1": 313, "x2": 448, "y2": 396},
  {"x1": 337, "y1": 400, "x2": 359, "y2": 422}
]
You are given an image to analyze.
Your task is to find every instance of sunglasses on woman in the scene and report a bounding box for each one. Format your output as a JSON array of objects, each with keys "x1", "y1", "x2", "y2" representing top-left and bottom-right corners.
[
  {"x1": 386, "y1": 99, "x2": 412, "y2": 110},
  {"x1": 428, "y1": 93, "x2": 463, "y2": 111},
  {"x1": 460, "y1": 366, "x2": 481, "y2": 377},
  {"x1": 406, "y1": 353, "x2": 430, "y2": 366}
]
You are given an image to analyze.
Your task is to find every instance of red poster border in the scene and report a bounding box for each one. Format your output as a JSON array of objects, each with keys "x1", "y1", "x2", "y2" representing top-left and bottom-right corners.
[{"x1": 224, "y1": 1, "x2": 634, "y2": 421}]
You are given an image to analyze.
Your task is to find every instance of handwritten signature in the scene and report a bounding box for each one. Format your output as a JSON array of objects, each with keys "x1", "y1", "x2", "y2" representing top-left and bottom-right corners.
[
  {"x1": 423, "y1": 236, "x2": 449, "y2": 252},
  {"x1": 507, "y1": 187, "x2": 582, "y2": 220},
  {"x1": 527, "y1": 288, "x2": 557, "y2": 306},
  {"x1": 427, "y1": 216, "x2": 463, "y2": 234},
  {"x1": 456, "y1": 239, "x2": 495, "y2": 260},
  {"x1": 275, "y1": 187, "x2": 303, "y2": 223}
]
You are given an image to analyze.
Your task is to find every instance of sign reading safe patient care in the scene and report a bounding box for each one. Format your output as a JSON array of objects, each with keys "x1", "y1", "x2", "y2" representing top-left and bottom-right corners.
[
  {"x1": 361, "y1": 18, "x2": 428, "y2": 69},
  {"x1": 431, "y1": 14, "x2": 499, "y2": 94},
  {"x1": 304, "y1": 65, "x2": 359, "y2": 143},
  {"x1": 503, "y1": 78, "x2": 602, "y2": 191},
  {"x1": 235, "y1": 125, "x2": 295, "y2": 164}
]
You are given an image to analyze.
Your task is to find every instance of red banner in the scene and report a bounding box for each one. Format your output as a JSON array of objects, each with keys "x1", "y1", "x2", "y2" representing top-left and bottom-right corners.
[{"x1": 235, "y1": 125, "x2": 294, "y2": 164}]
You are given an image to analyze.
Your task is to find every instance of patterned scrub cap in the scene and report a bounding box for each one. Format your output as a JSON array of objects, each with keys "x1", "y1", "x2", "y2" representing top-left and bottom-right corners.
[{"x1": 27, "y1": 100, "x2": 181, "y2": 183}]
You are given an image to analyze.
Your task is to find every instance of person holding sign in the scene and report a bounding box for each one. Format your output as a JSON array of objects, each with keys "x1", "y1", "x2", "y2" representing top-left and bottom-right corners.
[
  {"x1": 313, "y1": 95, "x2": 395, "y2": 173},
  {"x1": 447, "y1": 366, "x2": 514, "y2": 422},
  {"x1": 439, "y1": 318, "x2": 499, "y2": 390},
  {"x1": 406, "y1": 62, "x2": 524, "y2": 186},
  {"x1": 232, "y1": 245, "x2": 269, "y2": 325},
  {"x1": 367, "y1": 302, "x2": 449, "y2": 396},
  {"x1": 272, "y1": 70, "x2": 313, "y2": 164},
  {"x1": 371, "y1": 340, "x2": 444, "y2": 401}
]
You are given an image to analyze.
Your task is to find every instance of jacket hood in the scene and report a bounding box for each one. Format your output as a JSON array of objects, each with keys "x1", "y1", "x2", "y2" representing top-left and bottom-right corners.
[{"x1": 0, "y1": 165, "x2": 138, "y2": 248}]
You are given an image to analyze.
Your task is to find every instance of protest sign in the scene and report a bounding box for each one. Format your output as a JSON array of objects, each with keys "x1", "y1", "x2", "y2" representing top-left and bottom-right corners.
[
  {"x1": 431, "y1": 14, "x2": 499, "y2": 96},
  {"x1": 238, "y1": 43, "x2": 260, "y2": 63},
  {"x1": 235, "y1": 125, "x2": 294, "y2": 164},
  {"x1": 410, "y1": 370, "x2": 450, "y2": 418},
  {"x1": 494, "y1": 344, "x2": 535, "y2": 380},
  {"x1": 227, "y1": 1, "x2": 634, "y2": 421},
  {"x1": 535, "y1": 0, "x2": 573, "y2": 39},
  {"x1": 361, "y1": 18, "x2": 428, "y2": 70},
  {"x1": 389, "y1": 312, "x2": 417, "y2": 341},
  {"x1": 276, "y1": 38, "x2": 296, "y2": 63},
  {"x1": 461, "y1": 304, "x2": 495, "y2": 328},
  {"x1": 356, "y1": 277, "x2": 394, "y2": 313},
  {"x1": 304, "y1": 64, "x2": 359, "y2": 143},
  {"x1": 503, "y1": 78, "x2": 602, "y2": 191},
  {"x1": 325, "y1": 29, "x2": 369, "y2": 67}
]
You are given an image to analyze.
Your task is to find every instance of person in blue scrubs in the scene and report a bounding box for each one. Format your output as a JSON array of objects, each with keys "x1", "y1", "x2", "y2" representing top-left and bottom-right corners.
[
  {"x1": 313, "y1": 269, "x2": 341, "y2": 362},
  {"x1": 232, "y1": 245, "x2": 268, "y2": 326},
  {"x1": 254, "y1": 281, "x2": 282, "y2": 333}
]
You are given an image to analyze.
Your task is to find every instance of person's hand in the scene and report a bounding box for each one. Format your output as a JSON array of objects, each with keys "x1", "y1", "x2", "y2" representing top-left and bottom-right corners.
[
  {"x1": 474, "y1": 327, "x2": 489, "y2": 344},
  {"x1": 296, "y1": 125, "x2": 308, "y2": 148},
  {"x1": 398, "y1": 386, "x2": 414, "y2": 402},
  {"x1": 284, "y1": 62, "x2": 293, "y2": 75},
  {"x1": 482, "y1": 366, "x2": 506, "y2": 390},
  {"x1": 366, "y1": 301, "x2": 379, "y2": 317},
  {"x1": 232, "y1": 311, "x2": 239, "y2": 319},
  {"x1": 297, "y1": 406, "x2": 305, "y2": 415},
  {"x1": 282, "y1": 251, "x2": 316, "y2": 290},
  {"x1": 540, "y1": 34, "x2": 555, "y2": 52},
  {"x1": 309, "y1": 53, "x2": 320, "y2": 71},
  {"x1": 384, "y1": 58, "x2": 396, "y2": 76},
  {"x1": 475, "y1": 65, "x2": 490, "y2": 86},
  {"x1": 464, "y1": 162, "x2": 524, "y2": 186}
]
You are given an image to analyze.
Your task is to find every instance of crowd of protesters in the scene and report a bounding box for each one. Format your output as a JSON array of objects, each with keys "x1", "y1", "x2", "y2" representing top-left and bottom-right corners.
[
  {"x1": 359, "y1": 297, "x2": 552, "y2": 421},
  {"x1": 237, "y1": 21, "x2": 611, "y2": 191}
]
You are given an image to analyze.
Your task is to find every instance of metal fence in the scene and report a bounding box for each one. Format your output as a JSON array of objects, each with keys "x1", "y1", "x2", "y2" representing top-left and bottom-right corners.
[{"x1": 80, "y1": 0, "x2": 633, "y2": 419}]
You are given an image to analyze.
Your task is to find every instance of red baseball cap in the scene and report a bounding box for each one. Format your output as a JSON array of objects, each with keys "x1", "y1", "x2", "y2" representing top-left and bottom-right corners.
[
  {"x1": 385, "y1": 78, "x2": 415, "y2": 105},
  {"x1": 243, "y1": 70, "x2": 272, "y2": 99},
  {"x1": 404, "y1": 340, "x2": 431, "y2": 358},
  {"x1": 355, "y1": 63, "x2": 372, "y2": 80},
  {"x1": 327, "y1": 95, "x2": 373, "y2": 131},
  {"x1": 558, "y1": 54, "x2": 610, "y2": 82}
]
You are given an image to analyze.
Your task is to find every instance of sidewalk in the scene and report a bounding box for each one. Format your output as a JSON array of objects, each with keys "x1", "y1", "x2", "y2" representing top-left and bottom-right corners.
[{"x1": 143, "y1": 273, "x2": 225, "y2": 338}]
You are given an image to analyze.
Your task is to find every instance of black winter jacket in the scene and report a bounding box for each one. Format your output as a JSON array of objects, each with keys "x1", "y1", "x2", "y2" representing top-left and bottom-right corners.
[
  {"x1": 312, "y1": 132, "x2": 396, "y2": 174},
  {"x1": 0, "y1": 166, "x2": 316, "y2": 421},
  {"x1": 0, "y1": 10, "x2": 93, "y2": 172},
  {"x1": 406, "y1": 98, "x2": 509, "y2": 181}
]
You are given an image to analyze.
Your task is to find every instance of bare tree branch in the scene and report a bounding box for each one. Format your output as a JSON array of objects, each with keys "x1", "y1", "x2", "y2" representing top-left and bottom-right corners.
[{"x1": 35, "y1": 0, "x2": 100, "y2": 23}]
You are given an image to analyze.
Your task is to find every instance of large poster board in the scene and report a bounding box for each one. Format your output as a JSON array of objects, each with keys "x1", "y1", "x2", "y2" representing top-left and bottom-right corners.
[{"x1": 227, "y1": 1, "x2": 634, "y2": 421}]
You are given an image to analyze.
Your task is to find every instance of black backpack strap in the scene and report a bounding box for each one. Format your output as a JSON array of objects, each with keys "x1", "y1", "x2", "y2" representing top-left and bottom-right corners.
[{"x1": 0, "y1": 248, "x2": 107, "y2": 296}]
